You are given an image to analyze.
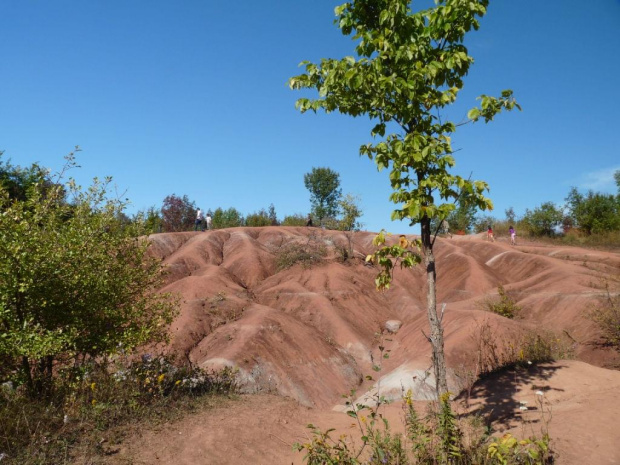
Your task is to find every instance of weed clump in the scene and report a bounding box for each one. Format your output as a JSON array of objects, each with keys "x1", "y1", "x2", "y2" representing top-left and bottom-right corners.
[
  {"x1": 295, "y1": 337, "x2": 553, "y2": 464},
  {"x1": 478, "y1": 285, "x2": 521, "y2": 319},
  {"x1": 469, "y1": 319, "x2": 575, "y2": 378},
  {"x1": 588, "y1": 281, "x2": 620, "y2": 349},
  {"x1": 275, "y1": 237, "x2": 327, "y2": 271}
]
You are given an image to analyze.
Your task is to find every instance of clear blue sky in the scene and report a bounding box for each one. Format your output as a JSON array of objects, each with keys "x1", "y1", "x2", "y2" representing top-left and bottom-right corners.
[{"x1": 2, "y1": 1, "x2": 619, "y2": 234}]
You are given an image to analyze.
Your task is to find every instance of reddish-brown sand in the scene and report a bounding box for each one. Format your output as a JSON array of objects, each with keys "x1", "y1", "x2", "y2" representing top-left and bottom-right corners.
[{"x1": 117, "y1": 227, "x2": 620, "y2": 464}]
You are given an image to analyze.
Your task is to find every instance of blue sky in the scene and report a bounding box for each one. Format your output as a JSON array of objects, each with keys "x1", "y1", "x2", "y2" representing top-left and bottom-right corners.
[{"x1": 2, "y1": 1, "x2": 619, "y2": 234}]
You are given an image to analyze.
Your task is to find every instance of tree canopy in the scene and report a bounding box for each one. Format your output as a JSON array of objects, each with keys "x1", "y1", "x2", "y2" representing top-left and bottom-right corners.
[
  {"x1": 304, "y1": 167, "x2": 342, "y2": 221},
  {"x1": 161, "y1": 194, "x2": 197, "y2": 232}
]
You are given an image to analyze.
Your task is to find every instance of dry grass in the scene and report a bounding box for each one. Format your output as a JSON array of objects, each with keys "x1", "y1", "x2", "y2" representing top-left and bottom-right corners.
[{"x1": 0, "y1": 357, "x2": 238, "y2": 464}]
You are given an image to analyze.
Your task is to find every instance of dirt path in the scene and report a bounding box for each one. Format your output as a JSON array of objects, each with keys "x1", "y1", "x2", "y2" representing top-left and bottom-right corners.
[{"x1": 116, "y1": 361, "x2": 620, "y2": 465}]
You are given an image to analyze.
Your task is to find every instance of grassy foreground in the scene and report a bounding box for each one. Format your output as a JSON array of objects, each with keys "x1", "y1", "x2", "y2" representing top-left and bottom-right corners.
[{"x1": 0, "y1": 356, "x2": 237, "y2": 464}]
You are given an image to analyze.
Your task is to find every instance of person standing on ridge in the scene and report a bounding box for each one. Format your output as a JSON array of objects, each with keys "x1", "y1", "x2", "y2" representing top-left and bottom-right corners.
[
  {"x1": 205, "y1": 212, "x2": 212, "y2": 231},
  {"x1": 509, "y1": 225, "x2": 517, "y2": 245},
  {"x1": 195, "y1": 208, "x2": 203, "y2": 231}
]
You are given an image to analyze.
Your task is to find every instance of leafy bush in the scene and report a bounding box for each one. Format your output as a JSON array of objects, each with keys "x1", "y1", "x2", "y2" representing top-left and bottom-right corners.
[
  {"x1": 282, "y1": 213, "x2": 309, "y2": 226},
  {"x1": 212, "y1": 207, "x2": 244, "y2": 229},
  {"x1": 521, "y1": 202, "x2": 563, "y2": 237},
  {"x1": 245, "y1": 208, "x2": 272, "y2": 227},
  {"x1": 565, "y1": 186, "x2": 620, "y2": 235},
  {"x1": 478, "y1": 285, "x2": 521, "y2": 319},
  {"x1": 0, "y1": 152, "x2": 178, "y2": 396}
]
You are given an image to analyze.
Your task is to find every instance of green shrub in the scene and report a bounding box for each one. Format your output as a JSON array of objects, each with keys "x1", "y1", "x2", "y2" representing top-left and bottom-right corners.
[
  {"x1": 282, "y1": 213, "x2": 308, "y2": 226},
  {"x1": 479, "y1": 285, "x2": 521, "y2": 319},
  {"x1": 212, "y1": 207, "x2": 244, "y2": 229},
  {"x1": 245, "y1": 208, "x2": 272, "y2": 227},
  {"x1": 521, "y1": 202, "x2": 563, "y2": 237},
  {"x1": 0, "y1": 152, "x2": 177, "y2": 396}
]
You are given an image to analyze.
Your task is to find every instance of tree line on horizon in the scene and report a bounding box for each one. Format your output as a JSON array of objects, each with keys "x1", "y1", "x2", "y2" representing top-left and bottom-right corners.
[
  {"x1": 443, "y1": 170, "x2": 620, "y2": 240},
  {"x1": 136, "y1": 166, "x2": 363, "y2": 233}
]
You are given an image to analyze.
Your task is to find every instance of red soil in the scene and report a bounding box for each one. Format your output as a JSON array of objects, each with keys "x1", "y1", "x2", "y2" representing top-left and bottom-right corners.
[{"x1": 119, "y1": 227, "x2": 620, "y2": 464}]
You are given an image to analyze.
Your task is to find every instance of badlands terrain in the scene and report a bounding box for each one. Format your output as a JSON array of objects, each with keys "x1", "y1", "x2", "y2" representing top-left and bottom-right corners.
[{"x1": 117, "y1": 227, "x2": 620, "y2": 464}]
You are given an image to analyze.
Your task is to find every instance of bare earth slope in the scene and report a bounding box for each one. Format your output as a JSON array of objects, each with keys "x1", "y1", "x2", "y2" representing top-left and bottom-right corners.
[{"x1": 121, "y1": 227, "x2": 620, "y2": 464}]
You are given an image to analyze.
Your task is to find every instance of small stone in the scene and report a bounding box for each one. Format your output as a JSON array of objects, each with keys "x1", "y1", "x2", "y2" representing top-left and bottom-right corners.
[{"x1": 385, "y1": 320, "x2": 402, "y2": 333}]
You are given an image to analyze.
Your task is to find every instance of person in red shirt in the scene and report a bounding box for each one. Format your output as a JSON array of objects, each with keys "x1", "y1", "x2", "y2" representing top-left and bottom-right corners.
[{"x1": 487, "y1": 225, "x2": 495, "y2": 242}]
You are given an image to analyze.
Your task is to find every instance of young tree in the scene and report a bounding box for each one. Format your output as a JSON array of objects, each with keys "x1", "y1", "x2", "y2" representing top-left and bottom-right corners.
[
  {"x1": 290, "y1": 0, "x2": 519, "y2": 394},
  {"x1": 505, "y1": 207, "x2": 516, "y2": 224},
  {"x1": 268, "y1": 203, "x2": 279, "y2": 226},
  {"x1": 304, "y1": 167, "x2": 342, "y2": 222},
  {"x1": 138, "y1": 206, "x2": 163, "y2": 234},
  {"x1": 161, "y1": 194, "x2": 196, "y2": 232},
  {"x1": 446, "y1": 200, "x2": 477, "y2": 233},
  {"x1": 0, "y1": 152, "x2": 177, "y2": 394},
  {"x1": 338, "y1": 193, "x2": 364, "y2": 231}
]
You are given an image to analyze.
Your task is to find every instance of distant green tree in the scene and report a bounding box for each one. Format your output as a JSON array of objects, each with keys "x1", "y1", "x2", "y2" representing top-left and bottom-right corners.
[
  {"x1": 565, "y1": 187, "x2": 620, "y2": 234},
  {"x1": 303, "y1": 167, "x2": 342, "y2": 222},
  {"x1": 0, "y1": 152, "x2": 177, "y2": 395},
  {"x1": 161, "y1": 194, "x2": 196, "y2": 232},
  {"x1": 522, "y1": 202, "x2": 563, "y2": 236},
  {"x1": 0, "y1": 151, "x2": 59, "y2": 203},
  {"x1": 136, "y1": 206, "x2": 163, "y2": 234},
  {"x1": 245, "y1": 208, "x2": 271, "y2": 227},
  {"x1": 281, "y1": 213, "x2": 308, "y2": 226},
  {"x1": 212, "y1": 207, "x2": 243, "y2": 229},
  {"x1": 473, "y1": 214, "x2": 496, "y2": 234},
  {"x1": 446, "y1": 200, "x2": 477, "y2": 233},
  {"x1": 505, "y1": 207, "x2": 516, "y2": 224},
  {"x1": 268, "y1": 203, "x2": 279, "y2": 225},
  {"x1": 338, "y1": 194, "x2": 363, "y2": 231},
  {"x1": 290, "y1": 0, "x2": 519, "y2": 394}
]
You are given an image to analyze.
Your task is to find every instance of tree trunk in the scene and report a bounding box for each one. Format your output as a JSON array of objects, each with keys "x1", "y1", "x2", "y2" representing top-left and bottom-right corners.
[{"x1": 420, "y1": 216, "x2": 449, "y2": 396}]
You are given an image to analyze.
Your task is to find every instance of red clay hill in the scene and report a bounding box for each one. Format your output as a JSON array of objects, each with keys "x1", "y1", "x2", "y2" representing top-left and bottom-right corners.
[{"x1": 122, "y1": 227, "x2": 620, "y2": 464}]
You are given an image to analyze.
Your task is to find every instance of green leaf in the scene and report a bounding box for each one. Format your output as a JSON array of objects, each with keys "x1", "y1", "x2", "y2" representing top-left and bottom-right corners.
[{"x1": 467, "y1": 108, "x2": 480, "y2": 120}]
